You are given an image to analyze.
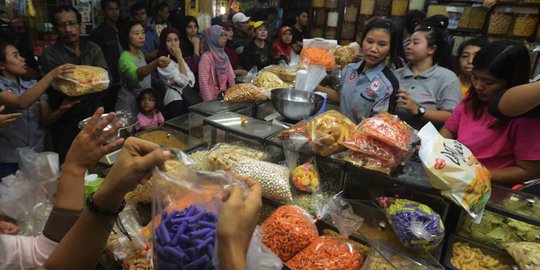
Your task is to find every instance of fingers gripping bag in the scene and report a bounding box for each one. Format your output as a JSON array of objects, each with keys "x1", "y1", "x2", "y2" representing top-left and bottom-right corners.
[
  {"x1": 150, "y1": 153, "x2": 249, "y2": 270},
  {"x1": 307, "y1": 110, "x2": 356, "y2": 156},
  {"x1": 53, "y1": 65, "x2": 110, "y2": 96},
  {"x1": 261, "y1": 205, "x2": 319, "y2": 262},
  {"x1": 418, "y1": 123, "x2": 491, "y2": 222},
  {"x1": 377, "y1": 197, "x2": 445, "y2": 251}
]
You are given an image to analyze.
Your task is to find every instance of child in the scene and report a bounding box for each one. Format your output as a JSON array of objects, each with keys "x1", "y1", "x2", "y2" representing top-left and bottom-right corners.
[{"x1": 136, "y1": 88, "x2": 164, "y2": 130}]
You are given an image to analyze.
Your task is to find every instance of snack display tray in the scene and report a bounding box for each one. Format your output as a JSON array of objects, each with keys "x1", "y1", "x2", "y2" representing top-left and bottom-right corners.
[
  {"x1": 443, "y1": 234, "x2": 517, "y2": 270},
  {"x1": 188, "y1": 98, "x2": 253, "y2": 117},
  {"x1": 164, "y1": 114, "x2": 190, "y2": 134},
  {"x1": 486, "y1": 184, "x2": 540, "y2": 226},
  {"x1": 135, "y1": 127, "x2": 207, "y2": 153},
  {"x1": 203, "y1": 111, "x2": 285, "y2": 144}
]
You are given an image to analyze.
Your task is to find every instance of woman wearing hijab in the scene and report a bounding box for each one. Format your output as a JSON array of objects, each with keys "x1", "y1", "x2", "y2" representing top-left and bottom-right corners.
[
  {"x1": 272, "y1": 26, "x2": 295, "y2": 64},
  {"x1": 220, "y1": 22, "x2": 248, "y2": 76},
  {"x1": 198, "y1": 25, "x2": 236, "y2": 101}
]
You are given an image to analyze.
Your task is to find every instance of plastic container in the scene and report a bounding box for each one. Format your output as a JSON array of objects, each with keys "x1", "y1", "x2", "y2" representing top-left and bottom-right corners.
[
  {"x1": 84, "y1": 174, "x2": 104, "y2": 202},
  {"x1": 343, "y1": 5, "x2": 359, "y2": 22},
  {"x1": 391, "y1": 0, "x2": 409, "y2": 16},
  {"x1": 513, "y1": 13, "x2": 539, "y2": 37},
  {"x1": 362, "y1": 240, "x2": 444, "y2": 270},
  {"x1": 374, "y1": 0, "x2": 392, "y2": 16},
  {"x1": 408, "y1": 0, "x2": 425, "y2": 11},
  {"x1": 325, "y1": 0, "x2": 339, "y2": 9},
  {"x1": 360, "y1": 0, "x2": 375, "y2": 15},
  {"x1": 313, "y1": 0, "x2": 325, "y2": 8},
  {"x1": 468, "y1": 8, "x2": 488, "y2": 29},
  {"x1": 488, "y1": 10, "x2": 513, "y2": 35},
  {"x1": 444, "y1": 234, "x2": 518, "y2": 270}
]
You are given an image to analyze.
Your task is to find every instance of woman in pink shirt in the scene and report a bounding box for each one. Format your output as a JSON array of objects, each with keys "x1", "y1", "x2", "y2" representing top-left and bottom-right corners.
[
  {"x1": 198, "y1": 25, "x2": 235, "y2": 101},
  {"x1": 440, "y1": 41, "x2": 540, "y2": 186}
]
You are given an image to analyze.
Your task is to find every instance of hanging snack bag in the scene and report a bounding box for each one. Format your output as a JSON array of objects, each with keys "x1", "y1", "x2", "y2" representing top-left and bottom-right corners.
[
  {"x1": 378, "y1": 197, "x2": 445, "y2": 251},
  {"x1": 292, "y1": 157, "x2": 320, "y2": 193},
  {"x1": 261, "y1": 205, "x2": 319, "y2": 262},
  {"x1": 418, "y1": 123, "x2": 491, "y2": 222},
  {"x1": 223, "y1": 83, "x2": 267, "y2": 103},
  {"x1": 300, "y1": 38, "x2": 338, "y2": 70},
  {"x1": 286, "y1": 236, "x2": 365, "y2": 270},
  {"x1": 355, "y1": 112, "x2": 416, "y2": 152},
  {"x1": 307, "y1": 110, "x2": 356, "y2": 156},
  {"x1": 53, "y1": 65, "x2": 110, "y2": 96}
]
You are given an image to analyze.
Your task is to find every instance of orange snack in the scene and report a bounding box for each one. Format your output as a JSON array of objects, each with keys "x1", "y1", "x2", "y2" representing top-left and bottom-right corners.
[
  {"x1": 261, "y1": 205, "x2": 318, "y2": 261},
  {"x1": 300, "y1": 47, "x2": 336, "y2": 70},
  {"x1": 286, "y1": 236, "x2": 364, "y2": 270}
]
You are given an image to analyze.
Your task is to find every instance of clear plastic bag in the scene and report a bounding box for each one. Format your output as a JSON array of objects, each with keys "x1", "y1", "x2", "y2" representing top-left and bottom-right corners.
[
  {"x1": 261, "y1": 205, "x2": 319, "y2": 262},
  {"x1": 283, "y1": 134, "x2": 309, "y2": 171},
  {"x1": 502, "y1": 242, "x2": 540, "y2": 270},
  {"x1": 206, "y1": 143, "x2": 268, "y2": 171},
  {"x1": 277, "y1": 120, "x2": 309, "y2": 140},
  {"x1": 53, "y1": 65, "x2": 109, "y2": 96},
  {"x1": 300, "y1": 38, "x2": 338, "y2": 70},
  {"x1": 286, "y1": 236, "x2": 365, "y2": 270},
  {"x1": 377, "y1": 197, "x2": 445, "y2": 251},
  {"x1": 151, "y1": 155, "x2": 248, "y2": 269},
  {"x1": 251, "y1": 71, "x2": 290, "y2": 92},
  {"x1": 246, "y1": 227, "x2": 284, "y2": 270},
  {"x1": 292, "y1": 157, "x2": 320, "y2": 193},
  {"x1": 355, "y1": 112, "x2": 417, "y2": 152},
  {"x1": 262, "y1": 64, "x2": 298, "y2": 83},
  {"x1": 334, "y1": 42, "x2": 360, "y2": 68},
  {"x1": 307, "y1": 110, "x2": 356, "y2": 156},
  {"x1": 223, "y1": 83, "x2": 267, "y2": 103}
]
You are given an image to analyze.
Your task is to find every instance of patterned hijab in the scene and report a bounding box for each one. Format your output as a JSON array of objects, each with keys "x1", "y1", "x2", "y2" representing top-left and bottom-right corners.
[
  {"x1": 204, "y1": 25, "x2": 230, "y2": 75},
  {"x1": 272, "y1": 26, "x2": 292, "y2": 61}
]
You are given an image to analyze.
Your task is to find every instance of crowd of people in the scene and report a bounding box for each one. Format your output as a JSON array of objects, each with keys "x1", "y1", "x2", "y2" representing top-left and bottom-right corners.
[{"x1": 1, "y1": 1, "x2": 540, "y2": 269}]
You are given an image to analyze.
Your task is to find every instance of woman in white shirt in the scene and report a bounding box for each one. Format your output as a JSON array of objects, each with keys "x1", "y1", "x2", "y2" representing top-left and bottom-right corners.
[{"x1": 157, "y1": 27, "x2": 196, "y2": 119}]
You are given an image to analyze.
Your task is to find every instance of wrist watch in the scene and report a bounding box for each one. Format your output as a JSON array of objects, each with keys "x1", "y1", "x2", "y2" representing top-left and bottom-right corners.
[{"x1": 416, "y1": 106, "x2": 426, "y2": 117}]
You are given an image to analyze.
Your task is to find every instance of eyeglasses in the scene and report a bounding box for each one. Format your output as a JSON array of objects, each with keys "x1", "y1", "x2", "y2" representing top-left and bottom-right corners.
[{"x1": 56, "y1": 21, "x2": 79, "y2": 29}]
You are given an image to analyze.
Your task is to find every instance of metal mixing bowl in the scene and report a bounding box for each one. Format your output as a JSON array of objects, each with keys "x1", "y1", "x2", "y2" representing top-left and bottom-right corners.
[
  {"x1": 271, "y1": 89, "x2": 324, "y2": 121},
  {"x1": 78, "y1": 112, "x2": 138, "y2": 143}
]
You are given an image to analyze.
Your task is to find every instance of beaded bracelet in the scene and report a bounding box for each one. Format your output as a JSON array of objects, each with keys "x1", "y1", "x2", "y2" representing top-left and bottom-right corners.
[{"x1": 86, "y1": 192, "x2": 126, "y2": 216}]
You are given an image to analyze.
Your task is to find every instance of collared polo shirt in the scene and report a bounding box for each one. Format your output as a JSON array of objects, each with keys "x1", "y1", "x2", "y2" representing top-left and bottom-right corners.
[
  {"x1": 340, "y1": 60, "x2": 399, "y2": 123},
  {"x1": 0, "y1": 76, "x2": 45, "y2": 163},
  {"x1": 394, "y1": 63, "x2": 461, "y2": 130}
]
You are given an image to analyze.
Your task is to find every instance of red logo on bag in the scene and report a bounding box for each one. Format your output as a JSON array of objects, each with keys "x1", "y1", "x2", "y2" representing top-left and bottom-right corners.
[
  {"x1": 434, "y1": 158, "x2": 446, "y2": 170},
  {"x1": 349, "y1": 72, "x2": 356, "y2": 81}
]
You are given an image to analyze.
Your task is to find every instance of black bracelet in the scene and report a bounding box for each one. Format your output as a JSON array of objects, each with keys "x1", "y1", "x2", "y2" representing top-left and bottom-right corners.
[{"x1": 86, "y1": 192, "x2": 126, "y2": 216}]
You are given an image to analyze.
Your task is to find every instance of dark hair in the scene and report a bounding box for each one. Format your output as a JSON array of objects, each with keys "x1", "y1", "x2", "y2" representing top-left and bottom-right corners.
[
  {"x1": 50, "y1": 5, "x2": 82, "y2": 27},
  {"x1": 157, "y1": 2, "x2": 169, "y2": 12},
  {"x1": 296, "y1": 8, "x2": 308, "y2": 18},
  {"x1": 179, "y1": 16, "x2": 199, "y2": 57},
  {"x1": 404, "y1": 10, "x2": 426, "y2": 34},
  {"x1": 361, "y1": 18, "x2": 399, "y2": 68},
  {"x1": 137, "y1": 88, "x2": 160, "y2": 110},
  {"x1": 119, "y1": 20, "x2": 144, "y2": 50},
  {"x1": 418, "y1": 15, "x2": 449, "y2": 30},
  {"x1": 101, "y1": 0, "x2": 119, "y2": 11},
  {"x1": 465, "y1": 40, "x2": 530, "y2": 119},
  {"x1": 413, "y1": 25, "x2": 451, "y2": 68},
  {"x1": 130, "y1": 2, "x2": 146, "y2": 16},
  {"x1": 0, "y1": 42, "x2": 12, "y2": 63},
  {"x1": 457, "y1": 37, "x2": 489, "y2": 58}
]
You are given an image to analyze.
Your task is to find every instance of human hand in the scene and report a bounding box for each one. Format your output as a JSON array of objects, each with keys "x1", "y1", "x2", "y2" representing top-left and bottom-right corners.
[
  {"x1": 0, "y1": 105, "x2": 21, "y2": 128},
  {"x1": 171, "y1": 46, "x2": 183, "y2": 59},
  {"x1": 0, "y1": 220, "x2": 20, "y2": 235},
  {"x1": 59, "y1": 97, "x2": 82, "y2": 111},
  {"x1": 189, "y1": 36, "x2": 201, "y2": 47},
  {"x1": 64, "y1": 107, "x2": 125, "y2": 172},
  {"x1": 396, "y1": 90, "x2": 420, "y2": 116},
  {"x1": 49, "y1": 64, "x2": 76, "y2": 80},
  {"x1": 156, "y1": 56, "x2": 171, "y2": 68},
  {"x1": 93, "y1": 137, "x2": 170, "y2": 211},
  {"x1": 218, "y1": 175, "x2": 262, "y2": 259}
]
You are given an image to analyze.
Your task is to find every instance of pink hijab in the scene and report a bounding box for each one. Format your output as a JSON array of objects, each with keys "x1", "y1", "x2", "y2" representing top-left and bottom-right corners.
[{"x1": 204, "y1": 25, "x2": 231, "y2": 75}]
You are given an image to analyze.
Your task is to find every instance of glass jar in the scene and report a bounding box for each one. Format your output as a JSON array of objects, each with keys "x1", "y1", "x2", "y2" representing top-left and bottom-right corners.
[
  {"x1": 325, "y1": 0, "x2": 339, "y2": 9},
  {"x1": 313, "y1": 0, "x2": 325, "y2": 8},
  {"x1": 343, "y1": 5, "x2": 359, "y2": 22},
  {"x1": 327, "y1": 10, "x2": 339, "y2": 27},
  {"x1": 488, "y1": 11, "x2": 513, "y2": 35},
  {"x1": 341, "y1": 21, "x2": 356, "y2": 40},
  {"x1": 513, "y1": 13, "x2": 539, "y2": 37},
  {"x1": 391, "y1": 0, "x2": 409, "y2": 17},
  {"x1": 374, "y1": 0, "x2": 392, "y2": 16},
  {"x1": 360, "y1": 0, "x2": 375, "y2": 15},
  {"x1": 313, "y1": 8, "x2": 327, "y2": 26}
]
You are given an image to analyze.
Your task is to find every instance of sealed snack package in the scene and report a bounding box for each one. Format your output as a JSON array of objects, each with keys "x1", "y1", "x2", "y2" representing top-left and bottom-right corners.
[
  {"x1": 418, "y1": 123, "x2": 491, "y2": 222},
  {"x1": 343, "y1": 133, "x2": 400, "y2": 165},
  {"x1": 286, "y1": 236, "x2": 365, "y2": 270},
  {"x1": 206, "y1": 143, "x2": 268, "y2": 171},
  {"x1": 307, "y1": 110, "x2": 356, "y2": 156},
  {"x1": 378, "y1": 197, "x2": 445, "y2": 251},
  {"x1": 261, "y1": 205, "x2": 318, "y2": 261},
  {"x1": 292, "y1": 157, "x2": 320, "y2": 193},
  {"x1": 251, "y1": 71, "x2": 289, "y2": 91},
  {"x1": 223, "y1": 83, "x2": 267, "y2": 103},
  {"x1": 300, "y1": 38, "x2": 338, "y2": 70},
  {"x1": 53, "y1": 65, "x2": 109, "y2": 96},
  {"x1": 334, "y1": 42, "x2": 360, "y2": 68},
  {"x1": 231, "y1": 157, "x2": 293, "y2": 202},
  {"x1": 151, "y1": 155, "x2": 249, "y2": 269},
  {"x1": 356, "y1": 112, "x2": 416, "y2": 152},
  {"x1": 263, "y1": 65, "x2": 298, "y2": 83},
  {"x1": 502, "y1": 242, "x2": 540, "y2": 270}
]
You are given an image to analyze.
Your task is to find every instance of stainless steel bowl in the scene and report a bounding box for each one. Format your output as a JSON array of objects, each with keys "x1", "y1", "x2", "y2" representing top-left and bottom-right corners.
[
  {"x1": 78, "y1": 112, "x2": 138, "y2": 143},
  {"x1": 271, "y1": 89, "x2": 324, "y2": 121}
]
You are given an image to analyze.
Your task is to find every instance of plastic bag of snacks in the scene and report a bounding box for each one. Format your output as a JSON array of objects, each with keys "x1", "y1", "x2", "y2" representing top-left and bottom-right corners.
[
  {"x1": 53, "y1": 65, "x2": 109, "y2": 96},
  {"x1": 277, "y1": 120, "x2": 309, "y2": 140},
  {"x1": 251, "y1": 71, "x2": 289, "y2": 91},
  {"x1": 263, "y1": 65, "x2": 298, "y2": 83},
  {"x1": 231, "y1": 157, "x2": 293, "y2": 202},
  {"x1": 307, "y1": 110, "x2": 356, "y2": 156},
  {"x1": 418, "y1": 123, "x2": 491, "y2": 222},
  {"x1": 300, "y1": 38, "x2": 338, "y2": 70},
  {"x1": 206, "y1": 143, "x2": 268, "y2": 171},
  {"x1": 292, "y1": 157, "x2": 320, "y2": 193},
  {"x1": 356, "y1": 112, "x2": 416, "y2": 152},
  {"x1": 223, "y1": 83, "x2": 267, "y2": 103},
  {"x1": 151, "y1": 155, "x2": 248, "y2": 269},
  {"x1": 334, "y1": 42, "x2": 360, "y2": 68},
  {"x1": 261, "y1": 205, "x2": 319, "y2": 261},
  {"x1": 343, "y1": 133, "x2": 401, "y2": 165},
  {"x1": 377, "y1": 197, "x2": 445, "y2": 251},
  {"x1": 502, "y1": 242, "x2": 540, "y2": 270},
  {"x1": 286, "y1": 236, "x2": 364, "y2": 270}
]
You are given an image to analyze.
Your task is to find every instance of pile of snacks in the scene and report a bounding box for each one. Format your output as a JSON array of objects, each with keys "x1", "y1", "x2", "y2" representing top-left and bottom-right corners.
[
  {"x1": 187, "y1": 150, "x2": 212, "y2": 171},
  {"x1": 154, "y1": 206, "x2": 217, "y2": 269},
  {"x1": 261, "y1": 205, "x2": 318, "y2": 261},
  {"x1": 451, "y1": 241, "x2": 512, "y2": 270},
  {"x1": 231, "y1": 158, "x2": 293, "y2": 202},
  {"x1": 263, "y1": 65, "x2": 297, "y2": 83},
  {"x1": 341, "y1": 113, "x2": 415, "y2": 174},
  {"x1": 287, "y1": 236, "x2": 364, "y2": 270},
  {"x1": 207, "y1": 144, "x2": 267, "y2": 171},
  {"x1": 252, "y1": 71, "x2": 289, "y2": 91},
  {"x1": 307, "y1": 110, "x2": 356, "y2": 156},
  {"x1": 223, "y1": 83, "x2": 267, "y2": 103},
  {"x1": 138, "y1": 130, "x2": 188, "y2": 150},
  {"x1": 54, "y1": 65, "x2": 109, "y2": 96},
  {"x1": 292, "y1": 160, "x2": 320, "y2": 193},
  {"x1": 125, "y1": 180, "x2": 153, "y2": 204},
  {"x1": 503, "y1": 242, "x2": 540, "y2": 270},
  {"x1": 333, "y1": 42, "x2": 359, "y2": 68}
]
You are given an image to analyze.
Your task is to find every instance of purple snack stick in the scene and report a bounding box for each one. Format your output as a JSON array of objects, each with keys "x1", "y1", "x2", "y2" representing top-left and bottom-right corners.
[
  {"x1": 189, "y1": 228, "x2": 212, "y2": 238},
  {"x1": 204, "y1": 212, "x2": 218, "y2": 222},
  {"x1": 185, "y1": 247, "x2": 199, "y2": 258},
  {"x1": 161, "y1": 210, "x2": 168, "y2": 220},
  {"x1": 171, "y1": 222, "x2": 188, "y2": 244},
  {"x1": 196, "y1": 236, "x2": 214, "y2": 250},
  {"x1": 163, "y1": 246, "x2": 186, "y2": 262},
  {"x1": 185, "y1": 254, "x2": 210, "y2": 270},
  {"x1": 198, "y1": 220, "x2": 216, "y2": 229},
  {"x1": 170, "y1": 216, "x2": 192, "y2": 224},
  {"x1": 157, "y1": 225, "x2": 172, "y2": 244},
  {"x1": 206, "y1": 244, "x2": 214, "y2": 258},
  {"x1": 186, "y1": 205, "x2": 198, "y2": 216},
  {"x1": 179, "y1": 234, "x2": 190, "y2": 242},
  {"x1": 155, "y1": 244, "x2": 167, "y2": 258}
]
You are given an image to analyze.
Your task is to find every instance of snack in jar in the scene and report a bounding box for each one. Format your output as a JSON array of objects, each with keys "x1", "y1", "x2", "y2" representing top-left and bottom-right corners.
[
  {"x1": 223, "y1": 83, "x2": 267, "y2": 103},
  {"x1": 54, "y1": 65, "x2": 109, "y2": 96},
  {"x1": 306, "y1": 110, "x2": 356, "y2": 156},
  {"x1": 252, "y1": 71, "x2": 289, "y2": 91}
]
